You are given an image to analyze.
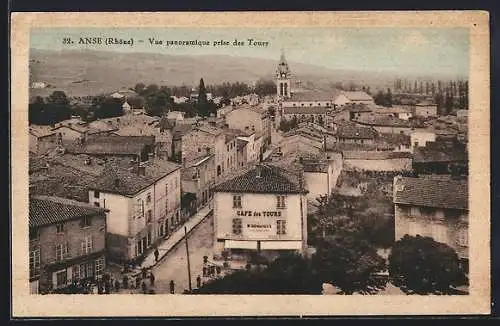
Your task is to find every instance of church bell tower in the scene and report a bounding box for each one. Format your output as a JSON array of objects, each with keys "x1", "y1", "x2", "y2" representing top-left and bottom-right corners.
[{"x1": 275, "y1": 49, "x2": 291, "y2": 99}]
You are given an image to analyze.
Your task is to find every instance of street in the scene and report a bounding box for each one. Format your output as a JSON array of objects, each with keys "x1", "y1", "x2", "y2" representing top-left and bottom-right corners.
[{"x1": 151, "y1": 214, "x2": 214, "y2": 294}]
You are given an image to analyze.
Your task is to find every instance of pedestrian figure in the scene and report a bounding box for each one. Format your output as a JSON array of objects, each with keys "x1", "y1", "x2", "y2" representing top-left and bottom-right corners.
[
  {"x1": 149, "y1": 272, "x2": 155, "y2": 287},
  {"x1": 98, "y1": 282, "x2": 103, "y2": 294},
  {"x1": 154, "y1": 248, "x2": 159, "y2": 262},
  {"x1": 141, "y1": 281, "x2": 147, "y2": 294},
  {"x1": 115, "y1": 279, "x2": 121, "y2": 291},
  {"x1": 123, "y1": 276, "x2": 129, "y2": 289},
  {"x1": 169, "y1": 280, "x2": 175, "y2": 294},
  {"x1": 136, "y1": 276, "x2": 141, "y2": 289},
  {"x1": 196, "y1": 275, "x2": 201, "y2": 288},
  {"x1": 142, "y1": 267, "x2": 147, "y2": 279},
  {"x1": 104, "y1": 281, "x2": 110, "y2": 294}
]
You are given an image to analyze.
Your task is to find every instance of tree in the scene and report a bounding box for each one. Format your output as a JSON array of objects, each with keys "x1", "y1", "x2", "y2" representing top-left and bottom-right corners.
[
  {"x1": 255, "y1": 78, "x2": 277, "y2": 97},
  {"x1": 389, "y1": 235, "x2": 468, "y2": 294},
  {"x1": 311, "y1": 217, "x2": 387, "y2": 294},
  {"x1": 193, "y1": 253, "x2": 322, "y2": 294},
  {"x1": 47, "y1": 91, "x2": 70, "y2": 106},
  {"x1": 134, "y1": 83, "x2": 146, "y2": 95},
  {"x1": 91, "y1": 96, "x2": 124, "y2": 119},
  {"x1": 385, "y1": 88, "x2": 393, "y2": 107}
]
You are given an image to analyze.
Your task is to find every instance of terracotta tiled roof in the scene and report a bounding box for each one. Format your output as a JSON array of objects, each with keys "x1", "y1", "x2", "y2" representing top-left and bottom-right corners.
[
  {"x1": 29, "y1": 195, "x2": 106, "y2": 228},
  {"x1": 91, "y1": 159, "x2": 181, "y2": 196},
  {"x1": 343, "y1": 151, "x2": 413, "y2": 160},
  {"x1": 288, "y1": 90, "x2": 340, "y2": 102},
  {"x1": 213, "y1": 164, "x2": 306, "y2": 194},
  {"x1": 340, "y1": 91, "x2": 373, "y2": 101},
  {"x1": 393, "y1": 176, "x2": 468, "y2": 210},
  {"x1": 335, "y1": 122, "x2": 378, "y2": 139},
  {"x1": 282, "y1": 106, "x2": 330, "y2": 115},
  {"x1": 66, "y1": 135, "x2": 154, "y2": 156},
  {"x1": 413, "y1": 143, "x2": 467, "y2": 163},
  {"x1": 355, "y1": 116, "x2": 412, "y2": 127}
]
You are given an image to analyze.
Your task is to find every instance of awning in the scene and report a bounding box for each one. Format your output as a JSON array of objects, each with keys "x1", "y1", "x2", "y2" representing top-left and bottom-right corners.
[
  {"x1": 224, "y1": 240, "x2": 258, "y2": 249},
  {"x1": 260, "y1": 241, "x2": 302, "y2": 250}
]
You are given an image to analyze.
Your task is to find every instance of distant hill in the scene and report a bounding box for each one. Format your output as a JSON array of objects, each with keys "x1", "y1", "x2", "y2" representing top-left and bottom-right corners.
[{"x1": 29, "y1": 49, "x2": 464, "y2": 98}]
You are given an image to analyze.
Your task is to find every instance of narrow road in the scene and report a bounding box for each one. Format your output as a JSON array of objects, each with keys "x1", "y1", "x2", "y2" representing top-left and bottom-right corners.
[{"x1": 150, "y1": 214, "x2": 214, "y2": 294}]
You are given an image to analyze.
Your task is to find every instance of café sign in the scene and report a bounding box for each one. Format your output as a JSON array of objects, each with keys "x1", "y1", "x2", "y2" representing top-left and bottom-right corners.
[{"x1": 236, "y1": 210, "x2": 282, "y2": 217}]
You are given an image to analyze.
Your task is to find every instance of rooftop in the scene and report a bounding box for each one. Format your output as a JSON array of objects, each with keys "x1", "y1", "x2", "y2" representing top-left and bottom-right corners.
[
  {"x1": 91, "y1": 158, "x2": 181, "y2": 196},
  {"x1": 29, "y1": 125, "x2": 56, "y2": 138},
  {"x1": 287, "y1": 90, "x2": 340, "y2": 102},
  {"x1": 29, "y1": 195, "x2": 107, "y2": 228},
  {"x1": 355, "y1": 115, "x2": 413, "y2": 128},
  {"x1": 340, "y1": 91, "x2": 373, "y2": 102},
  {"x1": 393, "y1": 176, "x2": 468, "y2": 210},
  {"x1": 413, "y1": 142, "x2": 467, "y2": 163},
  {"x1": 213, "y1": 163, "x2": 306, "y2": 194},
  {"x1": 342, "y1": 151, "x2": 413, "y2": 160},
  {"x1": 282, "y1": 106, "x2": 330, "y2": 115},
  {"x1": 66, "y1": 135, "x2": 155, "y2": 156},
  {"x1": 335, "y1": 122, "x2": 378, "y2": 139}
]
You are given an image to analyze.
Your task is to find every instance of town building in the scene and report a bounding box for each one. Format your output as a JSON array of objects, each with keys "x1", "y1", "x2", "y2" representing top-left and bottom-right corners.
[
  {"x1": 181, "y1": 125, "x2": 238, "y2": 179},
  {"x1": 334, "y1": 122, "x2": 378, "y2": 144},
  {"x1": 372, "y1": 106, "x2": 413, "y2": 120},
  {"x1": 410, "y1": 130, "x2": 437, "y2": 151},
  {"x1": 224, "y1": 105, "x2": 272, "y2": 153},
  {"x1": 89, "y1": 159, "x2": 181, "y2": 262},
  {"x1": 412, "y1": 139, "x2": 468, "y2": 176},
  {"x1": 354, "y1": 115, "x2": 424, "y2": 135},
  {"x1": 29, "y1": 196, "x2": 108, "y2": 294},
  {"x1": 342, "y1": 151, "x2": 413, "y2": 172},
  {"x1": 332, "y1": 103, "x2": 373, "y2": 123},
  {"x1": 281, "y1": 106, "x2": 333, "y2": 127},
  {"x1": 181, "y1": 152, "x2": 216, "y2": 211},
  {"x1": 29, "y1": 126, "x2": 57, "y2": 154},
  {"x1": 393, "y1": 176, "x2": 468, "y2": 269},
  {"x1": 413, "y1": 101, "x2": 438, "y2": 118},
  {"x1": 333, "y1": 90, "x2": 375, "y2": 107},
  {"x1": 66, "y1": 135, "x2": 156, "y2": 162},
  {"x1": 212, "y1": 164, "x2": 309, "y2": 261}
]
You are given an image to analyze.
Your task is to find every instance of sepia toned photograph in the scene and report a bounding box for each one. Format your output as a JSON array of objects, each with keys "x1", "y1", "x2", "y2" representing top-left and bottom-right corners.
[{"x1": 10, "y1": 11, "x2": 490, "y2": 317}]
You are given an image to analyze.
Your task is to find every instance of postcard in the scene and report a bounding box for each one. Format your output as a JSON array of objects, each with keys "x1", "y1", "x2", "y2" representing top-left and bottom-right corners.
[{"x1": 11, "y1": 11, "x2": 490, "y2": 317}]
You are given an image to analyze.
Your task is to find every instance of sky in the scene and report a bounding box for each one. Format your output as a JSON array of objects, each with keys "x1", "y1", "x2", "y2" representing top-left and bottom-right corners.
[{"x1": 30, "y1": 27, "x2": 469, "y2": 77}]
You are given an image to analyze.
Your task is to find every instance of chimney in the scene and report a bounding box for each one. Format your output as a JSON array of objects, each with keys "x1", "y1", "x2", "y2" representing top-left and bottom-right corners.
[{"x1": 255, "y1": 165, "x2": 262, "y2": 178}]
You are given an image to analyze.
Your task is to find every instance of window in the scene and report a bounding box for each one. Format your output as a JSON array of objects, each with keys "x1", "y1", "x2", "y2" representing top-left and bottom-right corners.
[
  {"x1": 56, "y1": 270, "x2": 68, "y2": 287},
  {"x1": 55, "y1": 243, "x2": 68, "y2": 261},
  {"x1": 95, "y1": 257, "x2": 105, "y2": 277},
  {"x1": 81, "y1": 236, "x2": 93, "y2": 255},
  {"x1": 277, "y1": 195, "x2": 286, "y2": 209},
  {"x1": 420, "y1": 207, "x2": 435, "y2": 217},
  {"x1": 146, "y1": 193, "x2": 152, "y2": 204},
  {"x1": 233, "y1": 195, "x2": 242, "y2": 208},
  {"x1": 146, "y1": 209, "x2": 152, "y2": 223},
  {"x1": 29, "y1": 228, "x2": 39, "y2": 241},
  {"x1": 277, "y1": 220, "x2": 287, "y2": 235},
  {"x1": 94, "y1": 191, "x2": 100, "y2": 198},
  {"x1": 81, "y1": 216, "x2": 92, "y2": 227},
  {"x1": 94, "y1": 202, "x2": 100, "y2": 207},
  {"x1": 136, "y1": 199, "x2": 143, "y2": 218},
  {"x1": 86, "y1": 263, "x2": 94, "y2": 278},
  {"x1": 410, "y1": 206, "x2": 420, "y2": 216},
  {"x1": 458, "y1": 228, "x2": 468, "y2": 247},
  {"x1": 232, "y1": 218, "x2": 242, "y2": 235},
  {"x1": 72, "y1": 264, "x2": 81, "y2": 281},
  {"x1": 29, "y1": 248, "x2": 40, "y2": 276},
  {"x1": 56, "y1": 223, "x2": 64, "y2": 233},
  {"x1": 433, "y1": 224, "x2": 448, "y2": 244}
]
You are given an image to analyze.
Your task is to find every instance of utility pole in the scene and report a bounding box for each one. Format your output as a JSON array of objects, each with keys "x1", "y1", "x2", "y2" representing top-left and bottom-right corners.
[{"x1": 184, "y1": 226, "x2": 192, "y2": 292}]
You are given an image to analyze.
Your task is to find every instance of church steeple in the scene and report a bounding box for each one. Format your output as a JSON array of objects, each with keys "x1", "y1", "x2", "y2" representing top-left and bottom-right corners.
[{"x1": 275, "y1": 49, "x2": 291, "y2": 98}]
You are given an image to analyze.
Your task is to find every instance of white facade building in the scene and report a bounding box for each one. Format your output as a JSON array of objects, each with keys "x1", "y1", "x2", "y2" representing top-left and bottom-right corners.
[{"x1": 212, "y1": 164, "x2": 308, "y2": 261}]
